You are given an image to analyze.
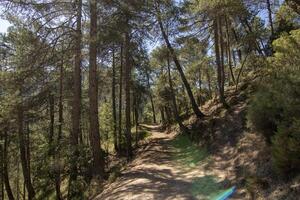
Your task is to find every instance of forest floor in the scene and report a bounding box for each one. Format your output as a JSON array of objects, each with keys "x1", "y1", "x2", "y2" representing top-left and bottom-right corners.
[{"x1": 94, "y1": 124, "x2": 241, "y2": 200}]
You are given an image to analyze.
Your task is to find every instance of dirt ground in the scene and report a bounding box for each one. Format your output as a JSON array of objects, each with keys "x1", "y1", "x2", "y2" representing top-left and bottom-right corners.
[{"x1": 94, "y1": 124, "x2": 244, "y2": 200}]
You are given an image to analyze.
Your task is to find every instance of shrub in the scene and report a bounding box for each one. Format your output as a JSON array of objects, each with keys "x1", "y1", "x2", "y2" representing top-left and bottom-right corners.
[
  {"x1": 272, "y1": 120, "x2": 300, "y2": 175},
  {"x1": 247, "y1": 29, "x2": 300, "y2": 174},
  {"x1": 247, "y1": 86, "x2": 282, "y2": 143}
]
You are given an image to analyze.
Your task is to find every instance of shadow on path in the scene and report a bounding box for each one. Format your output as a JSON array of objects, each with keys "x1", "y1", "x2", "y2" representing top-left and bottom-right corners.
[{"x1": 95, "y1": 125, "x2": 234, "y2": 200}]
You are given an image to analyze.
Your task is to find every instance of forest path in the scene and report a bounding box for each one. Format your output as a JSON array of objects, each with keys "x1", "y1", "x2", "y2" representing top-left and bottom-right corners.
[{"x1": 94, "y1": 124, "x2": 234, "y2": 200}]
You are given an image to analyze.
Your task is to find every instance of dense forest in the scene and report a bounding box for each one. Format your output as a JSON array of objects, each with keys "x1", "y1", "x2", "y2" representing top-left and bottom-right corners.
[{"x1": 0, "y1": 0, "x2": 299, "y2": 199}]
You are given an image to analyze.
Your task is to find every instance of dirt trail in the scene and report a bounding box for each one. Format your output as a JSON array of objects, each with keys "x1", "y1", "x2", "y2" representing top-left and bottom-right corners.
[{"x1": 94, "y1": 124, "x2": 237, "y2": 200}]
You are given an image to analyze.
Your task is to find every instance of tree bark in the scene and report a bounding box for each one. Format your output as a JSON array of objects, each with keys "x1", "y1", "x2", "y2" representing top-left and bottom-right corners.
[
  {"x1": 266, "y1": 0, "x2": 274, "y2": 36},
  {"x1": 167, "y1": 56, "x2": 188, "y2": 133},
  {"x1": 206, "y1": 68, "x2": 212, "y2": 99},
  {"x1": 118, "y1": 45, "x2": 123, "y2": 152},
  {"x1": 124, "y1": 32, "x2": 133, "y2": 160},
  {"x1": 165, "y1": 106, "x2": 171, "y2": 124},
  {"x1": 18, "y1": 107, "x2": 35, "y2": 200},
  {"x1": 89, "y1": 0, "x2": 104, "y2": 178},
  {"x1": 55, "y1": 50, "x2": 64, "y2": 200},
  {"x1": 156, "y1": 6, "x2": 205, "y2": 118},
  {"x1": 49, "y1": 93, "x2": 55, "y2": 146},
  {"x1": 225, "y1": 16, "x2": 236, "y2": 85},
  {"x1": 160, "y1": 108, "x2": 165, "y2": 124},
  {"x1": 219, "y1": 17, "x2": 226, "y2": 97},
  {"x1": 134, "y1": 95, "x2": 139, "y2": 147},
  {"x1": 69, "y1": 0, "x2": 82, "y2": 195},
  {"x1": 3, "y1": 129, "x2": 15, "y2": 200},
  {"x1": 198, "y1": 67, "x2": 202, "y2": 106},
  {"x1": 112, "y1": 47, "x2": 118, "y2": 152},
  {"x1": 146, "y1": 71, "x2": 156, "y2": 124},
  {"x1": 0, "y1": 129, "x2": 4, "y2": 200},
  {"x1": 214, "y1": 16, "x2": 229, "y2": 108},
  {"x1": 16, "y1": 156, "x2": 20, "y2": 200}
]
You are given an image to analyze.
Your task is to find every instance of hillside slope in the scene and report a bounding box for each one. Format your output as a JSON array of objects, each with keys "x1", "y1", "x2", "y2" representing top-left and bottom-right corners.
[{"x1": 184, "y1": 80, "x2": 300, "y2": 199}]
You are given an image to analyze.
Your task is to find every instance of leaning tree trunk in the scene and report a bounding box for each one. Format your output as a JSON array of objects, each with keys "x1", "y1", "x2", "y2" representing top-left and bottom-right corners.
[
  {"x1": 156, "y1": 9, "x2": 205, "y2": 118},
  {"x1": 18, "y1": 107, "x2": 35, "y2": 200},
  {"x1": 88, "y1": 0, "x2": 104, "y2": 178},
  {"x1": 167, "y1": 56, "x2": 189, "y2": 133},
  {"x1": 124, "y1": 31, "x2": 133, "y2": 160}
]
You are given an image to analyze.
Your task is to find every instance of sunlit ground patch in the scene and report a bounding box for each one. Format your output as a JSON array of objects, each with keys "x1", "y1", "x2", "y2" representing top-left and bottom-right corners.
[
  {"x1": 170, "y1": 134, "x2": 235, "y2": 199},
  {"x1": 170, "y1": 134, "x2": 208, "y2": 168},
  {"x1": 190, "y1": 176, "x2": 235, "y2": 200}
]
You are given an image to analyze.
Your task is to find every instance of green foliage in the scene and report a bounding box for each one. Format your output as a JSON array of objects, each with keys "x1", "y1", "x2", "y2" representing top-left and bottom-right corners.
[
  {"x1": 108, "y1": 165, "x2": 122, "y2": 183},
  {"x1": 247, "y1": 29, "x2": 300, "y2": 174},
  {"x1": 272, "y1": 119, "x2": 300, "y2": 175},
  {"x1": 247, "y1": 86, "x2": 282, "y2": 143},
  {"x1": 99, "y1": 102, "x2": 115, "y2": 152}
]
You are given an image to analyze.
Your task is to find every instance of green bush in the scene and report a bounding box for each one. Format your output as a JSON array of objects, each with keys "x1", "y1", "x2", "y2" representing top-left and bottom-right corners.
[
  {"x1": 272, "y1": 120, "x2": 300, "y2": 174},
  {"x1": 247, "y1": 87, "x2": 282, "y2": 143},
  {"x1": 247, "y1": 29, "x2": 300, "y2": 174}
]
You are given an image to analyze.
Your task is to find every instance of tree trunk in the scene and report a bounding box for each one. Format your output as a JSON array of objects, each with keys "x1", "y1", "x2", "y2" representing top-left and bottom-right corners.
[
  {"x1": 118, "y1": 45, "x2": 123, "y2": 152},
  {"x1": 124, "y1": 32, "x2": 133, "y2": 160},
  {"x1": 132, "y1": 100, "x2": 135, "y2": 127},
  {"x1": 17, "y1": 107, "x2": 35, "y2": 200},
  {"x1": 3, "y1": 129, "x2": 15, "y2": 200},
  {"x1": 89, "y1": 0, "x2": 104, "y2": 178},
  {"x1": 198, "y1": 67, "x2": 202, "y2": 106},
  {"x1": 49, "y1": 93, "x2": 55, "y2": 146},
  {"x1": 160, "y1": 108, "x2": 165, "y2": 124},
  {"x1": 69, "y1": 0, "x2": 82, "y2": 196},
  {"x1": 219, "y1": 17, "x2": 226, "y2": 97},
  {"x1": 165, "y1": 106, "x2": 171, "y2": 124},
  {"x1": 134, "y1": 95, "x2": 139, "y2": 147},
  {"x1": 25, "y1": 122, "x2": 31, "y2": 200},
  {"x1": 16, "y1": 156, "x2": 20, "y2": 200},
  {"x1": 23, "y1": 181, "x2": 25, "y2": 200},
  {"x1": 156, "y1": 8, "x2": 205, "y2": 118},
  {"x1": 266, "y1": 0, "x2": 274, "y2": 36},
  {"x1": 0, "y1": 129, "x2": 4, "y2": 200},
  {"x1": 167, "y1": 56, "x2": 188, "y2": 133},
  {"x1": 214, "y1": 16, "x2": 229, "y2": 108},
  {"x1": 112, "y1": 47, "x2": 118, "y2": 152},
  {"x1": 232, "y1": 49, "x2": 237, "y2": 67},
  {"x1": 55, "y1": 46, "x2": 64, "y2": 200},
  {"x1": 146, "y1": 71, "x2": 156, "y2": 124},
  {"x1": 206, "y1": 68, "x2": 212, "y2": 99},
  {"x1": 225, "y1": 16, "x2": 236, "y2": 85}
]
